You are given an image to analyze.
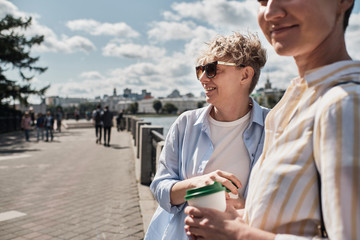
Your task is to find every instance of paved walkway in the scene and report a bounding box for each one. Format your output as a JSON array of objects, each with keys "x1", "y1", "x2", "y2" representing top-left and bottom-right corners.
[{"x1": 0, "y1": 121, "x2": 156, "y2": 240}]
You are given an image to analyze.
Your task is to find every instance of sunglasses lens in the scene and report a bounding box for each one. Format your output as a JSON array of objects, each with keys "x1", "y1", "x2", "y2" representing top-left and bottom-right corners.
[
  {"x1": 205, "y1": 63, "x2": 217, "y2": 78},
  {"x1": 196, "y1": 66, "x2": 203, "y2": 80},
  {"x1": 195, "y1": 62, "x2": 218, "y2": 80}
]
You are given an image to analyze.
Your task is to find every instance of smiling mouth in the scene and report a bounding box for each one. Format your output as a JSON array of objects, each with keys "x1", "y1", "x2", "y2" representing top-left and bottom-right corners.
[
  {"x1": 204, "y1": 87, "x2": 216, "y2": 92},
  {"x1": 270, "y1": 25, "x2": 297, "y2": 35}
]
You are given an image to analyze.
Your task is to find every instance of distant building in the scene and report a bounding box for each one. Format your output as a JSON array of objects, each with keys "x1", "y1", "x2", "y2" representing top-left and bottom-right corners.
[
  {"x1": 122, "y1": 88, "x2": 151, "y2": 101},
  {"x1": 137, "y1": 96, "x2": 206, "y2": 114},
  {"x1": 252, "y1": 76, "x2": 285, "y2": 108},
  {"x1": 167, "y1": 89, "x2": 181, "y2": 98},
  {"x1": 46, "y1": 88, "x2": 153, "y2": 114},
  {"x1": 46, "y1": 96, "x2": 89, "y2": 107},
  {"x1": 116, "y1": 99, "x2": 134, "y2": 113}
]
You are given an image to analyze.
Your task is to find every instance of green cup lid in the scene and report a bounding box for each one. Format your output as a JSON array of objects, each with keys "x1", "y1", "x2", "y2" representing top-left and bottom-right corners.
[{"x1": 185, "y1": 181, "x2": 226, "y2": 201}]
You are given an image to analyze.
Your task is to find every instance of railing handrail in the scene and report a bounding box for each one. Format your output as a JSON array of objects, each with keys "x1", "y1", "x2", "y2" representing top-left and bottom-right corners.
[{"x1": 150, "y1": 130, "x2": 165, "y2": 142}]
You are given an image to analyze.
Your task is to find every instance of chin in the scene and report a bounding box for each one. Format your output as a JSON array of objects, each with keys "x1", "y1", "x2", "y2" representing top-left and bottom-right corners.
[{"x1": 273, "y1": 45, "x2": 294, "y2": 57}]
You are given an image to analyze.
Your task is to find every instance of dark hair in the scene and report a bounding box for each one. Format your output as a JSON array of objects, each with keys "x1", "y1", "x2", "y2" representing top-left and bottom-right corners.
[
  {"x1": 96, "y1": 104, "x2": 101, "y2": 109},
  {"x1": 343, "y1": 1, "x2": 355, "y2": 32}
]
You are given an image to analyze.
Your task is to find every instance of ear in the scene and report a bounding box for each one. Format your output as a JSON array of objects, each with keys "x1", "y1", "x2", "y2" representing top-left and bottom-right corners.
[
  {"x1": 240, "y1": 66, "x2": 255, "y2": 85},
  {"x1": 338, "y1": 0, "x2": 354, "y2": 13}
]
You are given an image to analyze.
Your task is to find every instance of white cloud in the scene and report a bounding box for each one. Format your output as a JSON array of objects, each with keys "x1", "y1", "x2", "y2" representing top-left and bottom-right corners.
[
  {"x1": 66, "y1": 19, "x2": 140, "y2": 38},
  {"x1": 49, "y1": 81, "x2": 96, "y2": 97},
  {"x1": 0, "y1": 0, "x2": 22, "y2": 18},
  {"x1": 346, "y1": 12, "x2": 360, "y2": 59},
  {"x1": 106, "y1": 52, "x2": 202, "y2": 97},
  {"x1": 33, "y1": 33, "x2": 96, "y2": 54},
  {"x1": 148, "y1": 21, "x2": 219, "y2": 45},
  {"x1": 169, "y1": 0, "x2": 259, "y2": 31},
  {"x1": 102, "y1": 42, "x2": 166, "y2": 59},
  {"x1": 79, "y1": 71, "x2": 103, "y2": 80},
  {"x1": 0, "y1": 1, "x2": 96, "y2": 54},
  {"x1": 148, "y1": 21, "x2": 197, "y2": 42}
]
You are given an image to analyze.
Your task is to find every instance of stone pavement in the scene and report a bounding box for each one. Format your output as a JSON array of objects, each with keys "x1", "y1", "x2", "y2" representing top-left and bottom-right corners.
[{"x1": 0, "y1": 121, "x2": 157, "y2": 240}]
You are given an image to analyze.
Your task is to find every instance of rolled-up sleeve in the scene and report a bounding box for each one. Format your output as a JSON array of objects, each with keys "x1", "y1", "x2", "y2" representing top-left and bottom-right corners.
[{"x1": 150, "y1": 120, "x2": 187, "y2": 214}]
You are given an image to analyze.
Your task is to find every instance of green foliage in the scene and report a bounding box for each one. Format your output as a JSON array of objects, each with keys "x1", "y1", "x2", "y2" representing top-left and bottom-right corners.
[
  {"x1": 0, "y1": 14, "x2": 48, "y2": 107},
  {"x1": 162, "y1": 103, "x2": 178, "y2": 114},
  {"x1": 127, "y1": 102, "x2": 138, "y2": 114},
  {"x1": 152, "y1": 100, "x2": 162, "y2": 114},
  {"x1": 267, "y1": 95, "x2": 279, "y2": 109},
  {"x1": 197, "y1": 101, "x2": 206, "y2": 108}
]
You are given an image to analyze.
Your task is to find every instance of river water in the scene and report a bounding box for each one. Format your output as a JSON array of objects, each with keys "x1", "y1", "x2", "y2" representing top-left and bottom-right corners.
[{"x1": 141, "y1": 116, "x2": 178, "y2": 137}]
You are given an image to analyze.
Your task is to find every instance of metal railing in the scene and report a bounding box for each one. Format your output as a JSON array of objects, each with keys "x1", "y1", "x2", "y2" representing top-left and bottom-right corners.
[{"x1": 125, "y1": 116, "x2": 164, "y2": 186}]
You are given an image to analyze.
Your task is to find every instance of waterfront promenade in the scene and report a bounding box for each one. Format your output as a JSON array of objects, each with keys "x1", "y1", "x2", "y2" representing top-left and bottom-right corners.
[{"x1": 0, "y1": 120, "x2": 157, "y2": 240}]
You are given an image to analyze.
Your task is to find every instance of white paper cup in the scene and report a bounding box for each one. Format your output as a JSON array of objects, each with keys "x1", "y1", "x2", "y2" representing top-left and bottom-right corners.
[{"x1": 185, "y1": 182, "x2": 226, "y2": 212}]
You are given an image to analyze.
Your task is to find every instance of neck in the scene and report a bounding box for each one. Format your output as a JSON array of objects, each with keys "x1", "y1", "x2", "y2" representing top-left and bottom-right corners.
[
  {"x1": 211, "y1": 98, "x2": 252, "y2": 122},
  {"x1": 294, "y1": 28, "x2": 351, "y2": 77}
]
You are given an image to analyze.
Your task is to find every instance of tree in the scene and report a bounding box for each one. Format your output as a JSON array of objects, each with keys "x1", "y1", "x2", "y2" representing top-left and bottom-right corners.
[
  {"x1": 162, "y1": 103, "x2": 178, "y2": 114},
  {"x1": 197, "y1": 101, "x2": 206, "y2": 108},
  {"x1": 267, "y1": 95, "x2": 278, "y2": 109},
  {"x1": 0, "y1": 15, "x2": 48, "y2": 107},
  {"x1": 127, "y1": 102, "x2": 138, "y2": 114},
  {"x1": 153, "y1": 100, "x2": 162, "y2": 114}
]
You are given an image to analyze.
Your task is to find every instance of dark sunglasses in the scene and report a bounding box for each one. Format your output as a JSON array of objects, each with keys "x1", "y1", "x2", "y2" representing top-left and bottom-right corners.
[{"x1": 195, "y1": 61, "x2": 245, "y2": 80}]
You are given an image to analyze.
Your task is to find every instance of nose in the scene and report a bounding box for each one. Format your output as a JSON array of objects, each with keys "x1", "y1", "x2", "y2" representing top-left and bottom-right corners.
[
  {"x1": 198, "y1": 71, "x2": 209, "y2": 83},
  {"x1": 263, "y1": 0, "x2": 286, "y2": 22}
]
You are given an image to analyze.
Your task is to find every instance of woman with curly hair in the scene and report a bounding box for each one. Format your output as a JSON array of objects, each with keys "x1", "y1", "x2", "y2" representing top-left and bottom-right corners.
[{"x1": 144, "y1": 32, "x2": 268, "y2": 240}]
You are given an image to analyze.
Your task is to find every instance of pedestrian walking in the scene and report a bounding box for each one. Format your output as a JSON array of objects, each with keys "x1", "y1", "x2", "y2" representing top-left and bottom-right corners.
[
  {"x1": 21, "y1": 111, "x2": 32, "y2": 141},
  {"x1": 36, "y1": 112, "x2": 45, "y2": 141},
  {"x1": 74, "y1": 108, "x2": 80, "y2": 121},
  {"x1": 29, "y1": 106, "x2": 35, "y2": 126},
  {"x1": 56, "y1": 107, "x2": 63, "y2": 132},
  {"x1": 93, "y1": 104, "x2": 103, "y2": 144},
  {"x1": 102, "y1": 105, "x2": 113, "y2": 147},
  {"x1": 44, "y1": 111, "x2": 54, "y2": 142},
  {"x1": 116, "y1": 110, "x2": 124, "y2": 132}
]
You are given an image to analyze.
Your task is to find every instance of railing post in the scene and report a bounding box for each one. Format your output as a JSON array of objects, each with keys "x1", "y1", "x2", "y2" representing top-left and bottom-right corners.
[
  {"x1": 140, "y1": 125, "x2": 163, "y2": 185},
  {"x1": 136, "y1": 121, "x2": 151, "y2": 158},
  {"x1": 126, "y1": 116, "x2": 132, "y2": 131},
  {"x1": 155, "y1": 141, "x2": 165, "y2": 173},
  {"x1": 131, "y1": 117, "x2": 142, "y2": 144}
]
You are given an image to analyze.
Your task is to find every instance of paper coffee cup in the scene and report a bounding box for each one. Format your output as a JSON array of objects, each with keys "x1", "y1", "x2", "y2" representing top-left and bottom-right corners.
[{"x1": 185, "y1": 182, "x2": 226, "y2": 212}]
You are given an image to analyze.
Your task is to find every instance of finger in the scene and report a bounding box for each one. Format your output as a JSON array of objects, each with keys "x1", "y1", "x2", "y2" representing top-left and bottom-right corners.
[
  {"x1": 226, "y1": 198, "x2": 245, "y2": 209},
  {"x1": 185, "y1": 226, "x2": 200, "y2": 240},
  {"x1": 186, "y1": 225, "x2": 209, "y2": 239},
  {"x1": 219, "y1": 178, "x2": 241, "y2": 195},
  {"x1": 213, "y1": 170, "x2": 242, "y2": 191},
  {"x1": 185, "y1": 206, "x2": 205, "y2": 218}
]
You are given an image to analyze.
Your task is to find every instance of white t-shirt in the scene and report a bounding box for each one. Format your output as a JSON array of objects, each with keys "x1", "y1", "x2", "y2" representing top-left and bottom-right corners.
[{"x1": 204, "y1": 111, "x2": 251, "y2": 196}]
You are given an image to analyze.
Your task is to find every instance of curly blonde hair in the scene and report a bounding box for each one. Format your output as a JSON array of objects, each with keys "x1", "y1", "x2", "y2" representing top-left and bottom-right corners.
[{"x1": 197, "y1": 32, "x2": 267, "y2": 93}]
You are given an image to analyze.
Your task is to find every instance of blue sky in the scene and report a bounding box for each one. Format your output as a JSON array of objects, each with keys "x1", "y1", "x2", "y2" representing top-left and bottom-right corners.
[{"x1": 1, "y1": 0, "x2": 360, "y2": 103}]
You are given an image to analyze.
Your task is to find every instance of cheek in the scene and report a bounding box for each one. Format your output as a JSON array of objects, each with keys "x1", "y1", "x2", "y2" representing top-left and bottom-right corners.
[{"x1": 257, "y1": 11, "x2": 271, "y2": 42}]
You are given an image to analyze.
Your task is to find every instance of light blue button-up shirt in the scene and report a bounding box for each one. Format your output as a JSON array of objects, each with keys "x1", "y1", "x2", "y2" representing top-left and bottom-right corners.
[{"x1": 145, "y1": 99, "x2": 269, "y2": 240}]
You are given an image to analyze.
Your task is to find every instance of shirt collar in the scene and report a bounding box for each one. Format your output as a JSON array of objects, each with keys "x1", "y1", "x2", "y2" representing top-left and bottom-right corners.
[
  {"x1": 194, "y1": 98, "x2": 266, "y2": 129},
  {"x1": 304, "y1": 60, "x2": 360, "y2": 87},
  {"x1": 250, "y1": 97, "x2": 267, "y2": 127}
]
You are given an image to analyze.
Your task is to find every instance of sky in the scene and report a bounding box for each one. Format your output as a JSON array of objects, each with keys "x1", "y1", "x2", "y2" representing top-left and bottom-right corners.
[{"x1": 1, "y1": 0, "x2": 360, "y2": 103}]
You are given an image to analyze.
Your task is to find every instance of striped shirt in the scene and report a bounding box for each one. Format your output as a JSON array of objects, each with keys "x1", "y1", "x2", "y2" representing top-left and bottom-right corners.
[{"x1": 244, "y1": 60, "x2": 360, "y2": 239}]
